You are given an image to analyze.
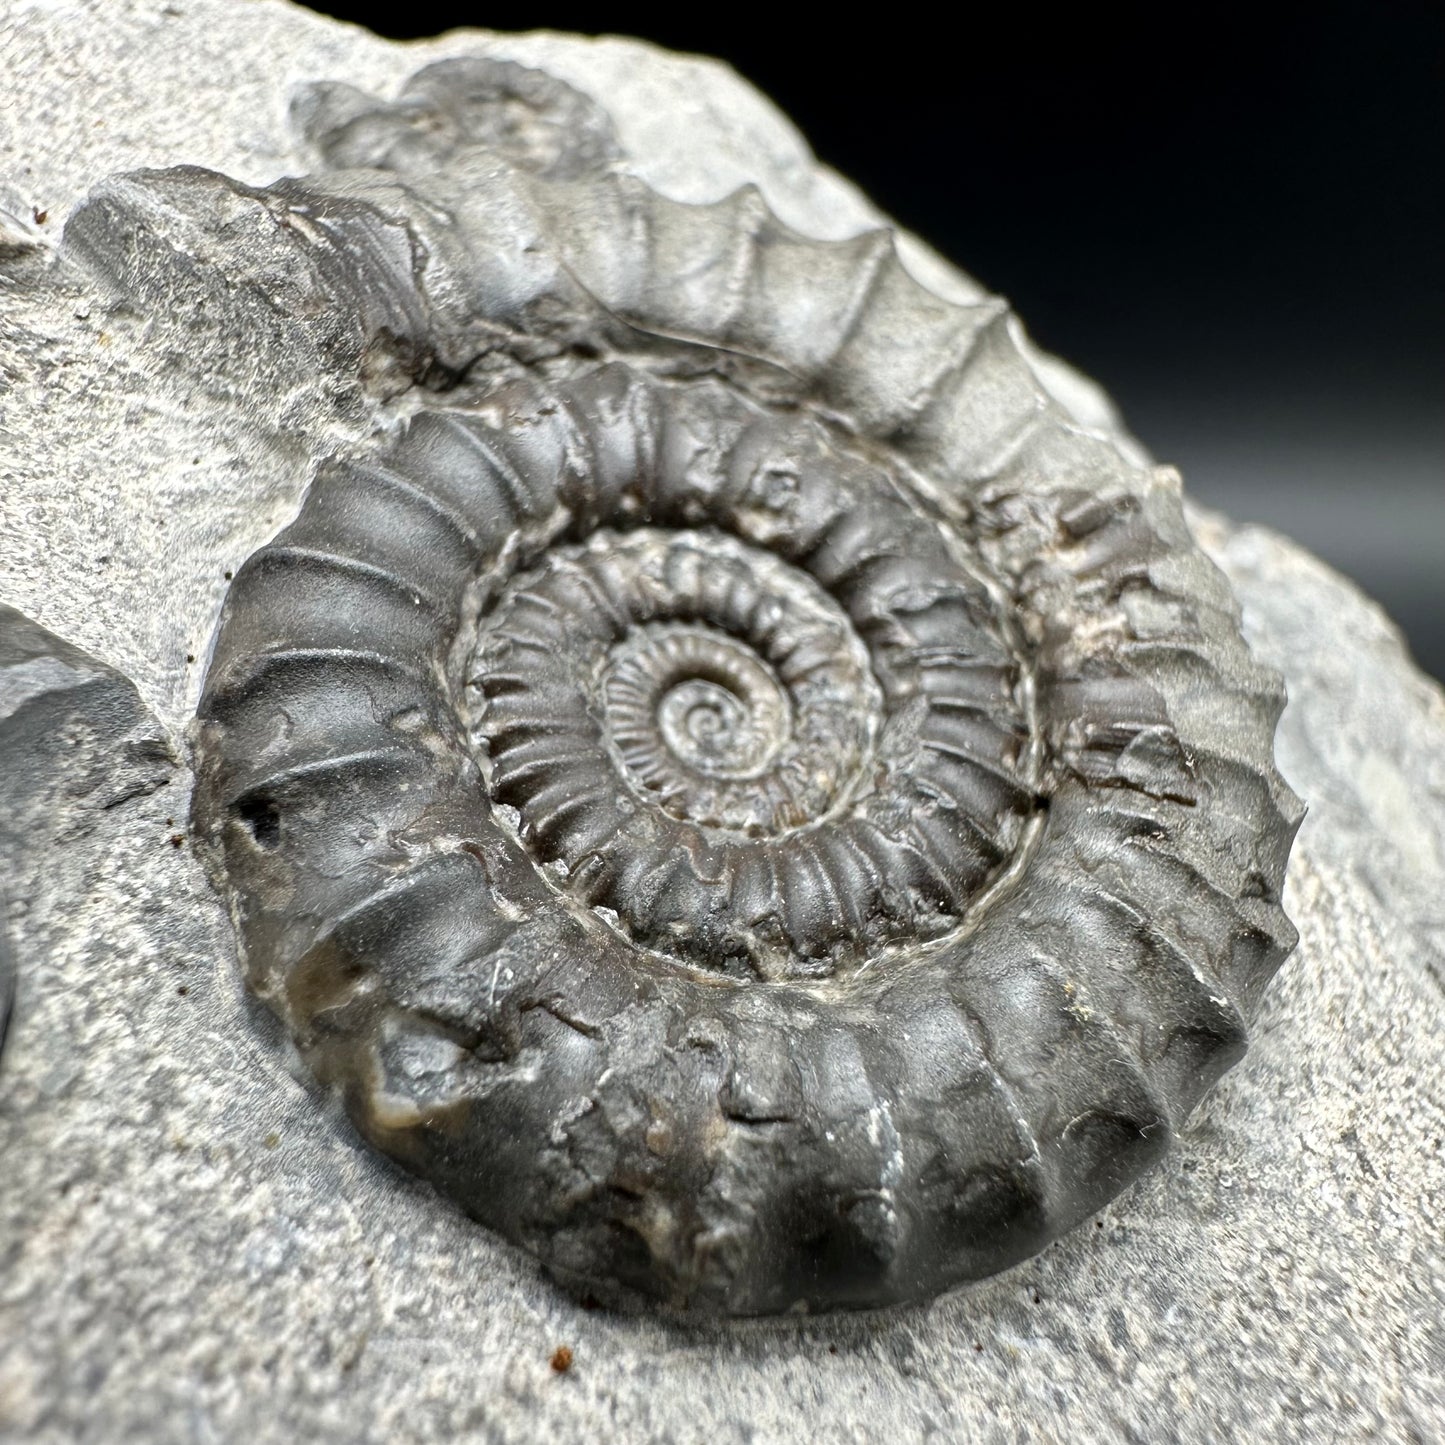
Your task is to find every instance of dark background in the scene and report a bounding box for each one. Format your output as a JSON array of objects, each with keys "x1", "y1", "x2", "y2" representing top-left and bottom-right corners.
[{"x1": 304, "y1": 2, "x2": 1443, "y2": 680}]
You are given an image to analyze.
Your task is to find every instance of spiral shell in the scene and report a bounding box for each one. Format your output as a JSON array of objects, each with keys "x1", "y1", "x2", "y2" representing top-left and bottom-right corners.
[{"x1": 180, "y1": 60, "x2": 1302, "y2": 1314}]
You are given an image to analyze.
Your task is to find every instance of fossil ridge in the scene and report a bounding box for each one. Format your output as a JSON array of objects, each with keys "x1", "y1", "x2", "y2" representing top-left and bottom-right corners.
[{"x1": 92, "y1": 59, "x2": 1315, "y2": 1313}]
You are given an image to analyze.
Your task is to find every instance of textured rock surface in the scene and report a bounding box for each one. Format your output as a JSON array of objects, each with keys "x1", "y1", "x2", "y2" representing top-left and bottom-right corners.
[
  {"x1": 0, "y1": 605, "x2": 175, "y2": 1056},
  {"x1": 0, "y1": 1, "x2": 1440, "y2": 1439}
]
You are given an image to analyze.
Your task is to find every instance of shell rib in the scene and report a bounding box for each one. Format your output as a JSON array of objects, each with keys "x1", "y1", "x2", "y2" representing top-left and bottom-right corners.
[{"x1": 110, "y1": 59, "x2": 1313, "y2": 1313}]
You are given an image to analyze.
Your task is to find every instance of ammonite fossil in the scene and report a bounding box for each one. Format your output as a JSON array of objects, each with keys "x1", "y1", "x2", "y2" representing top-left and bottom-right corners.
[{"x1": 141, "y1": 59, "x2": 1302, "y2": 1314}]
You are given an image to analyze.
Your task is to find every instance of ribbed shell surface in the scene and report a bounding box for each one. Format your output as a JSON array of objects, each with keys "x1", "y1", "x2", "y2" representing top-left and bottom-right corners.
[{"x1": 68, "y1": 59, "x2": 1308, "y2": 1314}]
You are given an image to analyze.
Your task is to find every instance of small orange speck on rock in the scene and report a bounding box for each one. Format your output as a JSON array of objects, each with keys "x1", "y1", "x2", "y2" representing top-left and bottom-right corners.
[{"x1": 550, "y1": 1346, "x2": 573, "y2": 1373}]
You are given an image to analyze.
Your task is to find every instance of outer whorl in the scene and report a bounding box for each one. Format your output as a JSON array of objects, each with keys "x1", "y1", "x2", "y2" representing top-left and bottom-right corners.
[{"x1": 134, "y1": 59, "x2": 1303, "y2": 1314}]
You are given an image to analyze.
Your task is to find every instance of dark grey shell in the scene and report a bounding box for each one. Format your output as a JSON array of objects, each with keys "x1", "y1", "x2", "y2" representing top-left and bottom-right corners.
[{"x1": 91, "y1": 60, "x2": 1302, "y2": 1313}]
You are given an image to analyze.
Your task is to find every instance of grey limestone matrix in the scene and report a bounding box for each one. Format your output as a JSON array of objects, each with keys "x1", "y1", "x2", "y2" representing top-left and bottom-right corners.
[{"x1": 18, "y1": 57, "x2": 1304, "y2": 1317}]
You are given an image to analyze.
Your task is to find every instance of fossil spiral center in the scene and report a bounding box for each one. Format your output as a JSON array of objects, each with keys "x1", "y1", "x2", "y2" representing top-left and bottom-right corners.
[
  {"x1": 603, "y1": 622, "x2": 827, "y2": 833},
  {"x1": 473, "y1": 530, "x2": 878, "y2": 851},
  {"x1": 664, "y1": 678, "x2": 753, "y2": 763},
  {"x1": 462, "y1": 507, "x2": 1036, "y2": 974},
  {"x1": 619, "y1": 626, "x2": 787, "y2": 782},
  {"x1": 454, "y1": 402, "x2": 1036, "y2": 979}
]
